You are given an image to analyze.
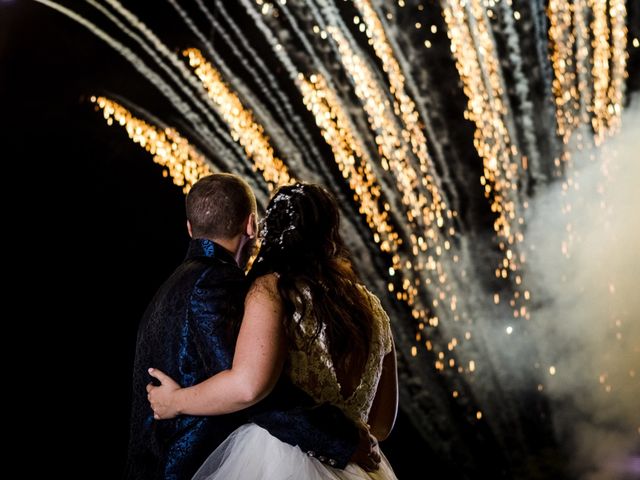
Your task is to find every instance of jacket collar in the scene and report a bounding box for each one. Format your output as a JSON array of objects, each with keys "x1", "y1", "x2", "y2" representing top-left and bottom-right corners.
[{"x1": 186, "y1": 238, "x2": 237, "y2": 266}]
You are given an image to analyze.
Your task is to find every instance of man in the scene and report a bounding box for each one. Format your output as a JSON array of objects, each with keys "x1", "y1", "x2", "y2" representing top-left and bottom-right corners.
[{"x1": 125, "y1": 174, "x2": 379, "y2": 479}]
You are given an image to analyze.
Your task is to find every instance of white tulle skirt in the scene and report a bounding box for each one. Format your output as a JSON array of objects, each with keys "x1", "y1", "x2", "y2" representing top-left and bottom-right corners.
[{"x1": 192, "y1": 423, "x2": 398, "y2": 480}]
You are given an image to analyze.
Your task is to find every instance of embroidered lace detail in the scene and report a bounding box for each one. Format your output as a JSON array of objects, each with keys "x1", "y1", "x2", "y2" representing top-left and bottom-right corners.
[{"x1": 285, "y1": 284, "x2": 392, "y2": 424}]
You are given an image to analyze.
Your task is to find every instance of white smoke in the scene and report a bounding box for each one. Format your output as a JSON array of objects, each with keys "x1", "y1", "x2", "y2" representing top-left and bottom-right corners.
[{"x1": 525, "y1": 96, "x2": 640, "y2": 479}]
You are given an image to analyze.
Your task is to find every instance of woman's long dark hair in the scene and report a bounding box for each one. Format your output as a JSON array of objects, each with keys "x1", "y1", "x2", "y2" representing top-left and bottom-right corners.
[{"x1": 249, "y1": 183, "x2": 375, "y2": 391}]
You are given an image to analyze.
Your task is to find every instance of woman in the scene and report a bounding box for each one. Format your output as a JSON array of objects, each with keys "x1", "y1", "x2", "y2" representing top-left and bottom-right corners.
[{"x1": 147, "y1": 183, "x2": 399, "y2": 479}]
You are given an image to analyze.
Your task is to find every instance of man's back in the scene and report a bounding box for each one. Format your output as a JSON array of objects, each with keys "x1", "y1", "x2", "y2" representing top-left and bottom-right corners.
[{"x1": 125, "y1": 239, "x2": 247, "y2": 480}]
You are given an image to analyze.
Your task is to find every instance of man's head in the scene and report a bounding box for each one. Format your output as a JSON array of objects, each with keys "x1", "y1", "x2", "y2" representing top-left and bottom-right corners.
[{"x1": 186, "y1": 174, "x2": 257, "y2": 263}]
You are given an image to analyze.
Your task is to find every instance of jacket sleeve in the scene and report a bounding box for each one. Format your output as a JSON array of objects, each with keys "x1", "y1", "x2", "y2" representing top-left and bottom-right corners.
[
  {"x1": 188, "y1": 268, "x2": 246, "y2": 378},
  {"x1": 248, "y1": 377, "x2": 359, "y2": 469}
]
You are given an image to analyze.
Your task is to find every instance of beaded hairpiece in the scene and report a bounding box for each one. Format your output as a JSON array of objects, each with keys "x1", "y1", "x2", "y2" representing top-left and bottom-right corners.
[{"x1": 260, "y1": 183, "x2": 306, "y2": 244}]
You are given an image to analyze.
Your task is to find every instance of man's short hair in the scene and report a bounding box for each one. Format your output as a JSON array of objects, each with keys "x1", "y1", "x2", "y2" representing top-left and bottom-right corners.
[{"x1": 186, "y1": 174, "x2": 256, "y2": 239}]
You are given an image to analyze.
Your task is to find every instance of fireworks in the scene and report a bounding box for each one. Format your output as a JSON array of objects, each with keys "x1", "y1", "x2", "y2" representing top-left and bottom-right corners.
[
  {"x1": 91, "y1": 96, "x2": 211, "y2": 192},
  {"x1": 77, "y1": 0, "x2": 630, "y2": 388},
  {"x1": 39, "y1": 0, "x2": 635, "y2": 468},
  {"x1": 185, "y1": 48, "x2": 292, "y2": 189},
  {"x1": 443, "y1": 0, "x2": 529, "y2": 320}
]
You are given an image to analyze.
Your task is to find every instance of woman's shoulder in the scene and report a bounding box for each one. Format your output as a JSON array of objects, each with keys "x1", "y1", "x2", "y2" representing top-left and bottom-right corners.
[
  {"x1": 252, "y1": 271, "x2": 280, "y2": 283},
  {"x1": 355, "y1": 282, "x2": 381, "y2": 304},
  {"x1": 247, "y1": 272, "x2": 280, "y2": 300},
  {"x1": 356, "y1": 284, "x2": 393, "y2": 354},
  {"x1": 357, "y1": 283, "x2": 391, "y2": 321}
]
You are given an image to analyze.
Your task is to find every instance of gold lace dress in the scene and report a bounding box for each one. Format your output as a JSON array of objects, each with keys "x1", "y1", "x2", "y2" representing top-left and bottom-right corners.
[{"x1": 193, "y1": 285, "x2": 398, "y2": 480}]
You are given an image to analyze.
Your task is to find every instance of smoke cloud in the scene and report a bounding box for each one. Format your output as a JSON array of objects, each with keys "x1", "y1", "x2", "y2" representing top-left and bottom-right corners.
[{"x1": 525, "y1": 96, "x2": 640, "y2": 479}]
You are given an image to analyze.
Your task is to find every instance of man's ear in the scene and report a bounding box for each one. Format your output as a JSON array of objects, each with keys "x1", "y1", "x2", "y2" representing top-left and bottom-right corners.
[
  {"x1": 245, "y1": 212, "x2": 257, "y2": 239},
  {"x1": 187, "y1": 220, "x2": 193, "y2": 238}
]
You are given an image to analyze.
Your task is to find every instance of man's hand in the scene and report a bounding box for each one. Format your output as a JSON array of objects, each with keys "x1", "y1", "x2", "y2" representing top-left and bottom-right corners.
[
  {"x1": 146, "y1": 368, "x2": 182, "y2": 420},
  {"x1": 350, "y1": 424, "x2": 381, "y2": 472}
]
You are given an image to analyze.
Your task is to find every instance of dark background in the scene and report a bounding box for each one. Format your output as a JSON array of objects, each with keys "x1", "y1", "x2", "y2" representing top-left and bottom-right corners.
[{"x1": 1, "y1": 1, "x2": 638, "y2": 478}]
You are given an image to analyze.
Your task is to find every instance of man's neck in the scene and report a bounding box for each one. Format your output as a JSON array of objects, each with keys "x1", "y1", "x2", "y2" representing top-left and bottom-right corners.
[{"x1": 205, "y1": 236, "x2": 241, "y2": 263}]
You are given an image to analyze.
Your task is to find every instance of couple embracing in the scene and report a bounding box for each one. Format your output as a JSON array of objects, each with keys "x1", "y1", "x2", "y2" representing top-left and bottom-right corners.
[{"x1": 125, "y1": 173, "x2": 399, "y2": 479}]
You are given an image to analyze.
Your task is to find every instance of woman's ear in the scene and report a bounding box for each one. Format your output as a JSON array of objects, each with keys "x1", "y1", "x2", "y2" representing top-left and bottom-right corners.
[{"x1": 186, "y1": 220, "x2": 193, "y2": 238}]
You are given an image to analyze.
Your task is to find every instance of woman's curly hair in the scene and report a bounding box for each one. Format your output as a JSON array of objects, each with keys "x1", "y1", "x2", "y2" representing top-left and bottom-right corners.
[{"x1": 249, "y1": 183, "x2": 375, "y2": 389}]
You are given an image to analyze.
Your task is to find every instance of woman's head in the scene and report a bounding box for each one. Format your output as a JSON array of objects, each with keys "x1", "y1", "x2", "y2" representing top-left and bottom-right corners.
[
  {"x1": 253, "y1": 182, "x2": 345, "y2": 273},
  {"x1": 250, "y1": 182, "x2": 374, "y2": 384}
]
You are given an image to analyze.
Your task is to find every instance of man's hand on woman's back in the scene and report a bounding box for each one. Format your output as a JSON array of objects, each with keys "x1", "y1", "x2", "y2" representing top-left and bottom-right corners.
[{"x1": 350, "y1": 424, "x2": 381, "y2": 471}]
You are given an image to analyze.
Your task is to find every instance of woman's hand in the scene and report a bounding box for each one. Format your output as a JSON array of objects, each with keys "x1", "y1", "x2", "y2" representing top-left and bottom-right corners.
[{"x1": 146, "y1": 368, "x2": 182, "y2": 420}]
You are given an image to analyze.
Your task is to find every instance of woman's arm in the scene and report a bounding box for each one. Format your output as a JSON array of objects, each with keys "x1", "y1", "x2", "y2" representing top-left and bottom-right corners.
[
  {"x1": 147, "y1": 274, "x2": 285, "y2": 418},
  {"x1": 366, "y1": 340, "x2": 398, "y2": 441}
]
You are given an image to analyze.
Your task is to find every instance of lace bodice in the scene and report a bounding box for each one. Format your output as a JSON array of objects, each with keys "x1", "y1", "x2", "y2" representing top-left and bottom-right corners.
[{"x1": 285, "y1": 284, "x2": 393, "y2": 424}]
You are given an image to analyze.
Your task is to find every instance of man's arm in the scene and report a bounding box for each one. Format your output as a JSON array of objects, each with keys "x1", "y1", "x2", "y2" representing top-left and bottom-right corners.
[{"x1": 248, "y1": 379, "x2": 379, "y2": 470}]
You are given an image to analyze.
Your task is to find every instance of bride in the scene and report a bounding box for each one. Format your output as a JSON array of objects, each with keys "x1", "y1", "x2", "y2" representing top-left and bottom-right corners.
[{"x1": 147, "y1": 182, "x2": 399, "y2": 479}]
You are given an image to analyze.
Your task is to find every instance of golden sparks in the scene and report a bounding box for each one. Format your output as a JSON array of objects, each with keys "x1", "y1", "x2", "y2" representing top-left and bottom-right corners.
[
  {"x1": 548, "y1": 0, "x2": 627, "y2": 147},
  {"x1": 548, "y1": 0, "x2": 582, "y2": 146},
  {"x1": 605, "y1": 0, "x2": 627, "y2": 139},
  {"x1": 590, "y1": 0, "x2": 612, "y2": 143},
  {"x1": 184, "y1": 48, "x2": 292, "y2": 189},
  {"x1": 353, "y1": 0, "x2": 448, "y2": 225},
  {"x1": 298, "y1": 73, "x2": 397, "y2": 253},
  {"x1": 443, "y1": 0, "x2": 528, "y2": 318},
  {"x1": 91, "y1": 96, "x2": 211, "y2": 193},
  {"x1": 329, "y1": 4, "x2": 468, "y2": 365}
]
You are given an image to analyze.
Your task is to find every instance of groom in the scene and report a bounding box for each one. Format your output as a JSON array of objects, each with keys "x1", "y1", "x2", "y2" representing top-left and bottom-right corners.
[{"x1": 125, "y1": 173, "x2": 379, "y2": 479}]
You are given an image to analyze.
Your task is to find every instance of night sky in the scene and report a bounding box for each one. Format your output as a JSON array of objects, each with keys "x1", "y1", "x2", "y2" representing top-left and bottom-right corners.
[
  {"x1": 2, "y1": 3, "x2": 193, "y2": 476},
  {"x1": 2, "y1": 1, "x2": 638, "y2": 478}
]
